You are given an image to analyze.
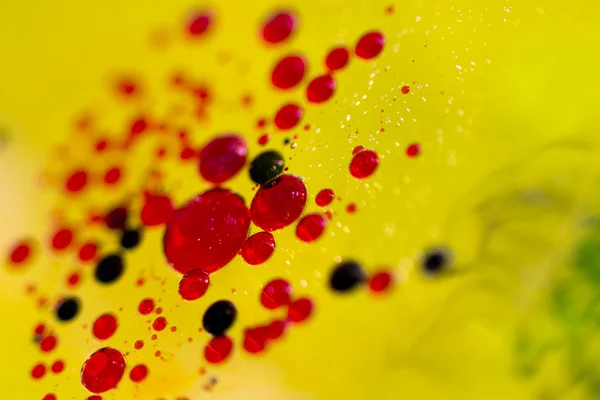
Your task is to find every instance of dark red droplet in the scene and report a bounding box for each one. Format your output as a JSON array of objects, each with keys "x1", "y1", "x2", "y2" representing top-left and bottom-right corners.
[
  {"x1": 129, "y1": 364, "x2": 148, "y2": 382},
  {"x1": 34, "y1": 323, "x2": 45, "y2": 336},
  {"x1": 80, "y1": 347, "x2": 126, "y2": 394},
  {"x1": 204, "y1": 336, "x2": 233, "y2": 364},
  {"x1": 164, "y1": 188, "x2": 250, "y2": 274},
  {"x1": 250, "y1": 174, "x2": 307, "y2": 231},
  {"x1": 198, "y1": 134, "x2": 247, "y2": 184},
  {"x1": 315, "y1": 188, "x2": 335, "y2": 207},
  {"x1": 103, "y1": 167, "x2": 121, "y2": 185},
  {"x1": 260, "y1": 278, "x2": 292, "y2": 309},
  {"x1": 369, "y1": 270, "x2": 393, "y2": 293},
  {"x1": 134, "y1": 340, "x2": 144, "y2": 350},
  {"x1": 258, "y1": 134, "x2": 270, "y2": 146},
  {"x1": 401, "y1": 85, "x2": 410, "y2": 94},
  {"x1": 51, "y1": 360, "x2": 65, "y2": 373},
  {"x1": 79, "y1": 242, "x2": 98, "y2": 262},
  {"x1": 187, "y1": 11, "x2": 213, "y2": 37},
  {"x1": 130, "y1": 118, "x2": 148, "y2": 135},
  {"x1": 66, "y1": 170, "x2": 88, "y2": 193},
  {"x1": 178, "y1": 269, "x2": 210, "y2": 301},
  {"x1": 349, "y1": 149, "x2": 379, "y2": 179},
  {"x1": 271, "y1": 55, "x2": 306, "y2": 89},
  {"x1": 31, "y1": 363, "x2": 46, "y2": 379},
  {"x1": 406, "y1": 143, "x2": 421, "y2": 158},
  {"x1": 287, "y1": 298, "x2": 314, "y2": 323},
  {"x1": 51, "y1": 228, "x2": 74, "y2": 251},
  {"x1": 93, "y1": 314, "x2": 118, "y2": 340},
  {"x1": 105, "y1": 207, "x2": 128, "y2": 230},
  {"x1": 43, "y1": 394, "x2": 56, "y2": 400},
  {"x1": 241, "y1": 232, "x2": 275, "y2": 265},
  {"x1": 296, "y1": 213, "x2": 327, "y2": 242},
  {"x1": 346, "y1": 203, "x2": 358, "y2": 214},
  {"x1": 274, "y1": 103, "x2": 303, "y2": 130},
  {"x1": 325, "y1": 47, "x2": 350, "y2": 71},
  {"x1": 262, "y1": 11, "x2": 297, "y2": 44},
  {"x1": 87, "y1": 396, "x2": 103, "y2": 400},
  {"x1": 138, "y1": 299, "x2": 155, "y2": 315},
  {"x1": 153, "y1": 317, "x2": 167, "y2": 331},
  {"x1": 8, "y1": 240, "x2": 31, "y2": 265},
  {"x1": 141, "y1": 193, "x2": 174, "y2": 226},
  {"x1": 243, "y1": 327, "x2": 268, "y2": 354},
  {"x1": 352, "y1": 145, "x2": 365, "y2": 156},
  {"x1": 355, "y1": 31, "x2": 385, "y2": 60},
  {"x1": 266, "y1": 320, "x2": 288, "y2": 340},
  {"x1": 306, "y1": 74, "x2": 336, "y2": 103},
  {"x1": 40, "y1": 335, "x2": 57, "y2": 352}
]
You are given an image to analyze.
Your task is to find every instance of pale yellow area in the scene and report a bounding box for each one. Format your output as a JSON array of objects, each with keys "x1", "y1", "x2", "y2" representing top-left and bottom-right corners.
[{"x1": 0, "y1": 0, "x2": 599, "y2": 399}]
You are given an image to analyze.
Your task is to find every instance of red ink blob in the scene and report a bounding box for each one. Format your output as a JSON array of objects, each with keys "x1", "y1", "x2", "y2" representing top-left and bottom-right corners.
[
  {"x1": 187, "y1": 11, "x2": 213, "y2": 37},
  {"x1": 93, "y1": 314, "x2": 118, "y2": 340},
  {"x1": 271, "y1": 55, "x2": 306, "y2": 89},
  {"x1": 51, "y1": 228, "x2": 74, "y2": 251},
  {"x1": 164, "y1": 189, "x2": 250, "y2": 274},
  {"x1": 349, "y1": 149, "x2": 379, "y2": 179},
  {"x1": 66, "y1": 170, "x2": 88, "y2": 193},
  {"x1": 178, "y1": 269, "x2": 210, "y2": 301},
  {"x1": 40, "y1": 335, "x2": 57, "y2": 352},
  {"x1": 260, "y1": 278, "x2": 292, "y2": 309},
  {"x1": 138, "y1": 299, "x2": 155, "y2": 315},
  {"x1": 306, "y1": 74, "x2": 336, "y2": 103},
  {"x1": 355, "y1": 31, "x2": 385, "y2": 60},
  {"x1": 152, "y1": 317, "x2": 167, "y2": 331},
  {"x1": 250, "y1": 174, "x2": 307, "y2": 231},
  {"x1": 129, "y1": 364, "x2": 148, "y2": 382},
  {"x1": 241, "y1": 232, "x2": 275, "y2": 265},
  {"x1": 78, "y1": 242, "x2": 98, "y2": 262},
  {"x1": 140, "y1": 193, "x2": 174, "y2": 226},
  {"x1": 31, "y1": 363, "x2": 46, "y2": 379},
  {"x1": 80, "y1": 347, "x2": 126, "y2": 394},
  {"x1": 51, "y1": 360, "x2": 65, "y2": 374},
  {"x1": 401, "y1": 85, "x2": 410, "y2": 94},
  {"x1": 262, "y1": 11, "x2": 297, "y2": 44},
  {"x1": 296, "y1": 213, "x2": 327, "y2": 242},
  {"x1": 204, "y1": 336, "x2": 233, "y2": 364},
  {"x1": 325, "y1": 47, "x2": 350, "y2": 71},
  {"x1": 287, "y1": 298, "x2": 314, "y2": 323},
  {"x1": 274, "y1": 103, "x2": 303, "y2": 130},
  {"x1": 406, "y1": 143, "x2": 421, "y2": 158},
  {"x1": 369, "y1": 270, "x2": 393, "y2": 293},
  {"x1": 315, "y1": 188, "x2": 335, "y2": 207},
  {"x1": 198, "y1": 134, "x2": 247, "y2": 184}
]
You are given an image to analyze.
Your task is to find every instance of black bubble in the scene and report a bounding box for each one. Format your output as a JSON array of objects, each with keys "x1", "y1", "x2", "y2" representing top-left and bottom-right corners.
[
  {"x1": 56, "y1": 297, "x2": 80, "y2": 322},
  {"x1": 120, "y1": 229, "x2": 142, "y2": 250},
  {"x1": 329, "y1": 261, "x2": 366, "y2": 292},
  {"x1": 105, "y1": 207, "x2": 128, "y2": 230},
  {"x1": 423, "y1": 247, "x2": 451, "y2": 274},
  {"x1": 202, "y1": 300, "x2": 237, "y2": 336},
  {"x1": 249, "y1": 150, "x2": 285, "y2": 185},
  {"x1": 95, "y1": 254, "x2": 124, "y2": 284}
]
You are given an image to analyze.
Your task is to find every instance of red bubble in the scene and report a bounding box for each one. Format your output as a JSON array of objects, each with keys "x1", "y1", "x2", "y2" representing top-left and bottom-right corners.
[
  {"x1": 306, "y1": 74, "x2": 336, "y2": 103},
  {"x1": 93, "y1": 314, "x2": 118, "y2": 340},
  {"x1": 406, "y1": 143, "x2": 421, "y2": 158},
  {"x1": 260, "y1": 278, "x2": 292, "y2": 309},
  {"x1": 355, "y1": 31, "x2": 385, "y2": 60},
  {"x1": 204, "y1": 336, "x2": 233, "y2": 364},
  {"x1": 265, "y1": 320, "x2": 288, "y2": 339},
  {"x1": 250, "y1": 174, "x2": 307, "y2": 232},
  {"x1": 80, "y1": 347, "x2": 126, "y2": 394},
  {"x1": 315, "y1": 188, "x2": 335, "y2": 207},
  {"x1": 187, "y1": 11, "x2": 213, "y2": 37},
  {"x1": 152, "y1": 317, "x2": 167, "y2": 331},
  {"x1": 274, "y1": 103, "x2": 303, "y2": 130},
  {"x1": 66, "y1": 170, "x2": 88, "y2": 193},
  {"x1": 178, "y1": 269, "x2": 210, "y2": 301},
  {"x1": 140, "y1": 193, "x2": 174, "y2": 226},
  {"x1": 287, "y1": 298, "x2": 314, "y2": 323},
  {"x1": 241, "y1": 232, "x2": 275, "y2": 265},
  {"x1": 349, "y1": 149, "x2": 379, "y2": 179},
  {"x1": 138, "y1": 299, "x2": 155, "y2": 315},
  {"x1": 262, "y1": 11, "x2": 297, "y2": 44},
  {"x1": 243, "y1": 327, "x2": 268, "y2": 354},
  {"x1": 134, "y1": 340, "x2": 144, "y2": 350},
  {"x1": 271, "y1": 55, "x2": 306, "y2": 89},
  {"x1": 51, "y1": 360, "x2": 65, "y2": 374},
  {"x1": 129, "y1": 364, "x2": 148, "y2": 382},
  {"x1": 163, "y1": 188, "x2": 250, "y2": 274},
  {"x1": 40, "y1": 335, "x2": 57, "y2": 352},
  {"x1": 401, "y1": 85, "x2": 410, "y2": 94},
  {"x1": 369, "y1": 270, "x2": 393, "y2": 293},
  {"x1": 325, "y1": 47, "x2": 350, "y2": 71},
  {"x1": 296, "y1": 213, "x2": 327, "y2": 242},
  {"x1": 198, "y1": 135, "x2": 247, "y2": 184},
  {"x1": 31, "y1": 363, "x2": 46, "y2": 379},
  {"x1": 8, "y1": 240, "x2": 31, "y2": 264},
  {"x1": 103, "y1": 167, "x2": 121, "y2": 185},
  {"x1": 78, "y1": 242, "x2": 98, "y2": 262},
  {"x1": 51, "y1": 228, "x2": 73, "y2": 251}
]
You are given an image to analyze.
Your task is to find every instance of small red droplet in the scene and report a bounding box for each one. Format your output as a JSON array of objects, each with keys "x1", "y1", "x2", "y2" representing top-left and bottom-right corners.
[
  {"x1": 325, "y1": 47, "x2": 350, "y2": 71},
  {"x1": 406, "y1": 143, "x2": 421, "y2": 158},
  {"x1": 315, "y1": 188, "x2": 335, "y2": 207},
  {"x1": 258, "y1": 134, "x2": 270, "y2": 146},
  {"x1": 180, "y1": 147, "x2": 197, "y2": 160},
  {"x1": 134, "y1": 340, "x2": 144, "y2": 350},
  {"x1": 274, "y1": 103, "x2": 303, "y2": 130},
  {"x1": 93, "y1": 314, "x2": 118, "y2": 340},
  {"x1": 51, "y1": 228, "x2": 74, "y2": 251},
  {"x1": 40, "y1": 335, "x2": 57, "y2": 352},
  {"x1": 243, "y1": 327, "x2": 268, "y2": 354},
  {"x1": 130, "y1": 118, "x2": 148, "y2": 135},
  {"x1": 138, "y1": 299, "x2": 155, "y2": 315},
  {"x1": 153, "y1": 317, "x2": 167, "y2": 331},
  {"x1": 8, "y1": 240, "x2": 31, "y2": 265},
  {"x1": 67, "y1": 272, "x2": 81, "y2": 287},
  {"x1": 129, "y1": 364, "x2": 148, "y2": 382},
  {"x1": 346, "y1": 203, "x2": 358, "y2": 214},
  {"x1": 369, "y1": 270, "x2": 393, "y2": 293},
  {"x1": 260, "y1": 279, "x2": 292, "y2": 309},
  {"x1": 80, "y1": 347, "x2": 126, "y2": 394},
  {"x1": 78, "y1": 242, "x2": 98, "y2": 262},
  {"x1": 204, "y1": 336, "x2": 233, "y2": 364},
  {"x1": 140, "y1": 193, "x2": 174, "y2": 226},
  {"x1": 43, "y1": 394, "x2": 56, "y2": 400},
  {"x1": 198, "y1": 134, "x2": 247, "y2": 184},
  {"x1": 287, "y1": 298, "x2": 314, "y2": 323},
  {"x1": 350, "y1": 149, "x2": 379, "y2": 179},
  {"x1": 34, "y1": 323, "x2": 45, "y2": 336},
  {"x1": 178, "y1": 269, "x2": 210, "y2": 301},
  {"x1": 187, "y1": 11, "x2": 213, "y2": 37},
  {"x1": 306, "y1": 74, "x2": 336, "y2": 103},
  {"x1": 155, "y1": 307, "x2": 163, "y2": 314},
  {"x1": 355, "y1": 31, "x2": 385, "y2": 60},
  {"x1": 103, "y1": 167, "x2": 121, "y2": 185},
  {"x1": 271, "y1": 55, "x2": 306, "y2": 89},
  {"x1": 66, "y1": 170, "x2": 88, "y2": 193},
  {"x1": 265, "y1": 320, "x2": 288, "y2": 339},
  {"x1": 31, "y1": 363, "x2": 46, "y2": 379},
  {"x1": 352, "y1": 145, "x2": 365, "y2": 156},
  {"x1": 241, "y1": 232, "x2": 275, "y2": 265},
  {"x1": 51, "y1": 360, "x2": 65, "y2": 374},
  {"x1": 401, "y1": 85, "x2": 410, "y2": 94},
  {"x1": 296, "y1": 213, "x2": 327, "y2": 242},
  {"x1": 250, "y1": 174, "x2": 307, "y2": 231},
  {"x1": 262, "y1": 11, "x2": 297, "y2": 44}
]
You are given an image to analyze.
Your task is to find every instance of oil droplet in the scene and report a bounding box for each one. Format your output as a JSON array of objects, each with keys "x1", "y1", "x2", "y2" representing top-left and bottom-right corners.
[
  {"x1": 355, "y1": 31, "x2": 385, "y2": 60},
  {"x1": 93, "y1": 314, "x2": 118, "y2": 340},
  {"x1": 315, "y1": 188, "x2": 335, "y2": 207},
  {"x1": 274, "y1": 103, "x2": 303, "y2": 130},
  {"x1": 325, "y1": 47, "x2": 350, "y2": 71},
  {"x1": 287, "y1": 298, "x2": 314, "y2": 323},
  {"x1": 31, "y1": 363, "x2": 46, "y2": 379},
  {"x1": 349, "y1": 149, "x2": 379, "y2": 179},
  {"x1": 369, "y1": 270, "x2": 393, "y2": 293},
  {"x1": 250, "y1": 174, "x2": 307, "y2": 231},
  {"x1": 129, "y1": 364, "x2": 148, "y2": 382},
  {"x1": 204, "y1": 336, "x2": 233, "y2": 364},
  {"x1": 401, "y1": 85, "x2": 410, "y2": 94},
  {"x1": 138, "y1": 299, "x2": 155, "y2": 315},
  {"x1": 261, "y1": 11, "x2": 297, "y2": 44},
  {"x1": 140, "y1": 193, "x2": 174, "y2": 226},
  {"x1": 40, "y1": 335, "x2": 57, "y2": 352},
  {"x1": 51, "y1": 360, "x2": 65, "y2": 374},
  {"x1": 198, "y1": 134, "x2": 247, "y2": 184},
  {"x1": 249, "y1": 151, "x2": 285, "y2": 185},
  {"x1": 187, "y1": 11, "x2": 213, "y2": 37},
  {"x1": 203, "y1": 300, "x2": 237, "y2": 336},
  {"x1": 260, "y1": 279, "x2": 292, "y2": 309},
  {"x1": 80, "y1": 347, "x2": 126, "y2": 394},
  {"x1": 241, "y1": 232, "x2": 276, "y2": 265},
  {"x1": 152, "y1": 317, "x2": 167, "y2": 331},
  {"x1": 271, "y1": 55, "x2": 306, "y2": 89},
  {"x1": 296, "y1": 213, "x2": 327, "y2": 242},
  {"x1": 406, "y1": 143, "x2": 421, "y2": 158},
  {"x1": 306, "y1": 74, "x2": 336, "y2": 103},
  {"x1": 178, "y1": 269, "x2": 210, "y2": 301}
]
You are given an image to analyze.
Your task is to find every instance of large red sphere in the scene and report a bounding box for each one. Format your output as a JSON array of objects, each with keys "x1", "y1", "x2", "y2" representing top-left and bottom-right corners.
[{"x1": 80, "y1": 347, "x2": 126, "y2": 394}]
